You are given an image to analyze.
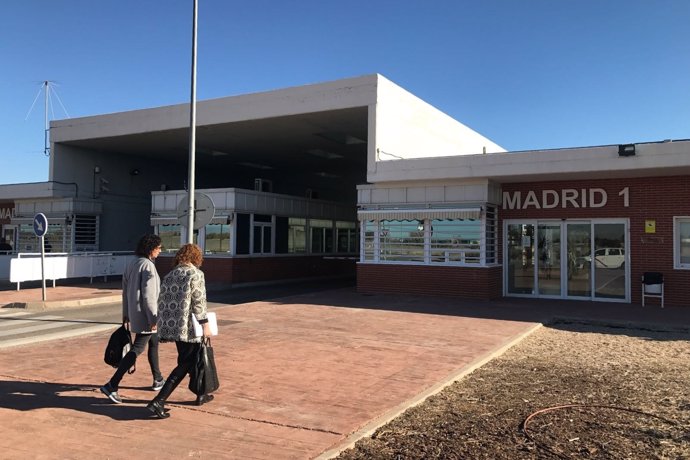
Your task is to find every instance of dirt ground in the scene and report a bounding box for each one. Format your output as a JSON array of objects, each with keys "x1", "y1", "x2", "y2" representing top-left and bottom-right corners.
[{"x1": 336, "y1": 321, "x2": 690, "y2": 459}]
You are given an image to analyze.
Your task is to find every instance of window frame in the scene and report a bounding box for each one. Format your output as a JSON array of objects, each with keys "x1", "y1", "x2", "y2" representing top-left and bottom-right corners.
[
  {"x1": 287, "y1": 217, "x2": 307, "y2": 254},
  {"x1": 157, "y1": 223, "x2": 182, "y2": 254},
  {"x1": 251, "y1": 214, "x2": 274, "y2": 255},
  {"x1": 204, "y1": 223, "x2": 232, "y2": 254},
  {"x1": 674, "y1": 216, "x2": 690, "y2": 269},
  {"x1": 359, "y1": 206, "x2": 497, "y2": 267},
  {"x1": 309, "y1": 219, "x2": 334, "y2": 254}
]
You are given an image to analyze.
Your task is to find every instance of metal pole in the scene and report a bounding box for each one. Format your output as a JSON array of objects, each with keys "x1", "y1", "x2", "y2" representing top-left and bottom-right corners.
[
  {"x1": 44, "y1": 81, "x2": 49, "y2": 156},
  {"x1": 186, "y1": 0, "x2": 198, "y2": 242},
  {"x1": 40, "y1": 236, "x2": 46, "y2": 301}
]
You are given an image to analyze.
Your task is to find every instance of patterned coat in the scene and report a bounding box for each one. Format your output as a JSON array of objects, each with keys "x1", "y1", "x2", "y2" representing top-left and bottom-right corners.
[{"x1": 157, "y1": 264, "x2": 208, "y2": 343}]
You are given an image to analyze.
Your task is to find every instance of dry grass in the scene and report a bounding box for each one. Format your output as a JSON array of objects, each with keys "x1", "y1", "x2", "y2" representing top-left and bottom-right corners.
[{"x1": 337, "y1": 321, "x2": 690, "y2": 459}]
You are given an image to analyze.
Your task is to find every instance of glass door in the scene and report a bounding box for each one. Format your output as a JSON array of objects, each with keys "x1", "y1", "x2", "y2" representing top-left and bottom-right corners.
[
  {"x1": 506, "y1": 220, "x2": 628, "y2": 302},
  {"x1": 506, "y1": 223, "x2": 535, "y2": 295},
  {"x1": 566, "y1": 223, "x2": 592, "y2": 297},
  {"x1": 593, "y1": 223, "x2": 627, "y2": 300},
  {"x1": 536, "y1": 223, "x2": 561, "y2": 296}
]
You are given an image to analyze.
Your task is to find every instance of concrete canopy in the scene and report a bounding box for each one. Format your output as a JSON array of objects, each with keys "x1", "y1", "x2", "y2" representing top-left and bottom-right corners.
[
  {"x1": 50, "y1": 76, "x2": 376, "y2": 197},
  {"x1": 48, "y1": 74, "x2": 506, "y2": 199}
]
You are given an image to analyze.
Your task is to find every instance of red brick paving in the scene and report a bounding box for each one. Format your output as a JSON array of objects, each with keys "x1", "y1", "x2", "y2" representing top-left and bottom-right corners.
[{"x1": 1, "y1": 284, "x2": 688, "y2": 459}]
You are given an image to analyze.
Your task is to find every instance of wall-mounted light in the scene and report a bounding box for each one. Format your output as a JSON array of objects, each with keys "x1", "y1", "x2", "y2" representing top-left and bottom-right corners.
[
  {"x1": 130, "y1": 168, "x2": 140, "y2": 176},
  {"x1": 618, "y1": 144, "x2": 636, "y2": 157}
]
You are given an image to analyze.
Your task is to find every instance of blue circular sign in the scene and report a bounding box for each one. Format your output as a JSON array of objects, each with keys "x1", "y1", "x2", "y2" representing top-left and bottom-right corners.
[{"x1": 33, "y1": 213, "x2": 48, "y2": 237}]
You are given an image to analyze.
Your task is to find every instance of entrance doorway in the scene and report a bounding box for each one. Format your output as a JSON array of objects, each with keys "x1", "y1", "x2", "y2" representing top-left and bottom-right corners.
[
  {"x1": 505, "y1": 220, "x2": 628, "y2": 302},
  {"x1": 2, "y1": 226, "x2": 16, "y2": 251}
]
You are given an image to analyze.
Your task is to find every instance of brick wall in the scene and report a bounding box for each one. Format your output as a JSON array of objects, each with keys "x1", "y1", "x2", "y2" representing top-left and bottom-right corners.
[
  {"x1": 501, "y1": 175, "x2": 690, "y2": 306},
  {"x1": 357, "y1": 264, "x2": 503, "y2": 299},
  {"x1": 156, "y1": 255, "x2": 355, "y2": 285}
]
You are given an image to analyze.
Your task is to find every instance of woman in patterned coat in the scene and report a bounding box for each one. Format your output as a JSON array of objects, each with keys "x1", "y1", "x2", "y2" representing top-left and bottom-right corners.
[{"x1": 147, "y1": 243, "x2": 213, "y2": 419}]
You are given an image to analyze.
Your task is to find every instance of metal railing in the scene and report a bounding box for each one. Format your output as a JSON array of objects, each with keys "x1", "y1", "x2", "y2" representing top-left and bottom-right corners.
[{"x1": 7, "y1": 251, "x2": 135, "y2": 290}]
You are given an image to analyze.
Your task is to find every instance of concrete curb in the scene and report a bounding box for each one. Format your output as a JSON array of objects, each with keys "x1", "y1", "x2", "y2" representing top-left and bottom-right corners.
[
  {"x1": 5, "y1": 295, "x2": 121, "y2": 311},
  {"x1": 316, "y1": 322, "x2": 544, "y2": 459}
]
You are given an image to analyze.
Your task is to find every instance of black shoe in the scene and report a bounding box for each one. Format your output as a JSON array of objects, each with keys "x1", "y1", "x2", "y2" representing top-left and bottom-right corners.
[
  {"x1": 195, "y1": 394, "x2": 214, "y2": 406},
  {"x1": 147, "y1": 400, "x2": 170, "y2": 419},
  {"x1": 100, "y1": 383, "x2": 123, "y2": 404}
]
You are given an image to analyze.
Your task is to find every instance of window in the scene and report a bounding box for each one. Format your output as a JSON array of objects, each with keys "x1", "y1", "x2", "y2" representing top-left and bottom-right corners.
[
  {"x1": 288, "y1": 218, "x2": 306, "y2": 253},
  {"x1": 359, "y1": 206, "x2": 495, "y2": 266},
  {"x1": 205, "y1": 223, "x2": 231, "y2": 253},
  {"x1": 674, "y1": 217, "x2": 690, "y2": 269},
  {"x1": 336, "y1": 221, "x2": 357, "y2": 253},
  {"x1": 310, "y1": 219, "x2": 333, "y2": 253},
  {"x1": 430, "y1": 219, "x2": 481, "y2": 264},
  {"x1": 484, "y1": 205, "x2": 497, "y2": 264},
  {"x1": 17, "y1": 221, "x2": 73, "y2": 253},
  {"x1": 158, "y1": 224, "x2": 181, "y2": 253},
  {"x1": 45, "y1": 222, "x2": 67, "y2": 252},
  {"x1": 379, "y1": 220, "x2": 424, "y2": 262},
  {"x1": 17, "y1": 224, "x2": 38, "y2": 252},
  {"x1": 252, "y1": 214, "x2": 272, "y2": 254},
  {"x1": 363, "y1": 221, "x2": 376, "y2": 261},
  {"x1": 74, "y1": 215, "x2": 98, "y2": 251},
  {"x1": 236, "y1": 213, "x2": 250, "y2": 255}
]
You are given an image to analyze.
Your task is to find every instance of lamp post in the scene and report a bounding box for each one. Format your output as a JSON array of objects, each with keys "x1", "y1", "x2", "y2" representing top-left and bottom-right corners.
[{"x1": 186, "y1": 0, "x2": 199, "y2": 242}]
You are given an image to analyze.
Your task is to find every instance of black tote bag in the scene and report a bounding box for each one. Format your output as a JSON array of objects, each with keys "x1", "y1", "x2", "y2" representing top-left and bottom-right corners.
[
  {"x1": 103, "y1": 324, "x2": 135, "y2": 374},
  {"x1": 189, "y1": 338, "x2": 220, "y2": 396}
]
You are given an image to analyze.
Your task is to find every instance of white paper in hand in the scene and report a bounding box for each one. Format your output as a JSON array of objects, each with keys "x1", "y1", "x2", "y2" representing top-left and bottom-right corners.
[{"x1": 192, "y1": 312, "x2": 218, "y2": 337}]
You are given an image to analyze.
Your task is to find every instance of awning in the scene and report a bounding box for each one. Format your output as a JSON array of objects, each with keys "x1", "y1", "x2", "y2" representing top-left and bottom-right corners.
[{"x1": 357, "y1": 207, "x2": 482, "y2": 221}]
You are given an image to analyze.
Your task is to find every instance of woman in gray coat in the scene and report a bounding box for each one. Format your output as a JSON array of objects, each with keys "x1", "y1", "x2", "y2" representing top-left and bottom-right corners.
[
  {"x1": 147, "y1": 243, "x2": 213, "y2": 419},
  {"x1": 100, "y1": 234, "x2": 165, "y2": 404}
]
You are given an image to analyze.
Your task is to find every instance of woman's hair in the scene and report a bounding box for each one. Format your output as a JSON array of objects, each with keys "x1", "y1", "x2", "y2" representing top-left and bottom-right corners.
[
  {"x1": 174, "y1": 243, "x2": 203, "y2": 267},
  {"x1": 135, "y1": 234, "x2": 162, "y2": 257}
]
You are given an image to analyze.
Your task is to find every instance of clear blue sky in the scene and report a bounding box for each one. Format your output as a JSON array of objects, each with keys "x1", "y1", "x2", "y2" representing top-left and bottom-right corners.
[{"x1": 2, "y1": 0, "x2": 688, "y2": 184}]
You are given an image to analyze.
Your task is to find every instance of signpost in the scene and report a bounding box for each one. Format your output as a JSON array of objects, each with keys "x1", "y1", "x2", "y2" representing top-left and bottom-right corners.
[
  {"x1": 33, "y1": 213, "x2": 48, "y2": 301},
  {"x1": 177, "y1": 192, "x2": 215, "y2": 231}
]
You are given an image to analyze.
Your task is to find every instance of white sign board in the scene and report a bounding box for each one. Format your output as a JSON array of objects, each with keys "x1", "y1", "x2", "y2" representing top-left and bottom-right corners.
[{"x1": 177, "y1": 193, "x2": 215, "y2": 230}]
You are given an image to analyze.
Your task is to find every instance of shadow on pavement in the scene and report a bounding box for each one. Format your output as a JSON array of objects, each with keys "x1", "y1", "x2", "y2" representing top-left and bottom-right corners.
[
  {"x1": 263, "y1": 287, "x2": 690, "y2": 340},
  {"x1": 0, "y1": 379, "x2": 157, "y2": 421},
  {"x1": 206, "y1": 277, "x2": 355, "y2": 305}
]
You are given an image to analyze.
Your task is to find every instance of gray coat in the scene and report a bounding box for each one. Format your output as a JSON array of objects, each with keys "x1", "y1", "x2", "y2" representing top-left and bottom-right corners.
[{"x1": 122, "y1": 256, "x2": 160, "y2": 333}]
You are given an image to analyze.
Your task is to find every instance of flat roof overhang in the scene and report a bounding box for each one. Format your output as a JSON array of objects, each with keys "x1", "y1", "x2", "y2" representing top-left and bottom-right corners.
[
  {"x1": 49, "y1": 75, "x2": 378, "y2": 183},
  {"x1": 368, "y1": 139, "x2": 690, "y2": 184}
]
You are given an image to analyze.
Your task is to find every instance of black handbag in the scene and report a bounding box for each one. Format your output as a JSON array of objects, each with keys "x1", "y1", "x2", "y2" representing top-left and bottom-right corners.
[
  {"x1": 103, "y1": 324, "x2": 136, "y2": 374},
  {"x1": 189, "y1": 338, "x2": 220, "y2": 396}
]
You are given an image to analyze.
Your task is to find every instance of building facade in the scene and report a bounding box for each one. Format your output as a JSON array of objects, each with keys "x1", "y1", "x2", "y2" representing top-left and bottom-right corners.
[
  {"x1": 357, "y1": 141, "x2": 690, "y2": 306},
  {"x1": 0, "y1": 75, "x2": 687, "y2": 305}
]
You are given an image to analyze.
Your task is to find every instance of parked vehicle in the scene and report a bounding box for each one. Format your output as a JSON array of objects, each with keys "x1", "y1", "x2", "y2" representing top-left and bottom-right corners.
[{"x1": 584, "y1": 248, "x2": 625, "y2": 269}]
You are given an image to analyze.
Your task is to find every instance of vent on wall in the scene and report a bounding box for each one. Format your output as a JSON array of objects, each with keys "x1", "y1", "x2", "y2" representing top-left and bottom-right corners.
[{"x1": 254, "y1": 178, "x2": 273, "y2": 193}]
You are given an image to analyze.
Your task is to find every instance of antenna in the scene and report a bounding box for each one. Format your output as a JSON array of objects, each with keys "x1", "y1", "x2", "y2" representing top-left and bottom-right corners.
[
  {"x1": 25, "y1": 80, "x2": 70, "y2": 157},
  {"x1": 43, "y1": 81, "x2": 49, "y2": 156}
]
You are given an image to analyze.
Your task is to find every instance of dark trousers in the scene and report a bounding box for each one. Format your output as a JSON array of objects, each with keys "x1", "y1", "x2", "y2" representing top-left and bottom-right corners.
[
  {"x1": 153, "y1": 341, "x2": 202, "y2": 403},
  {"x1": 167, "y1": 341, "x2": 200, "y2": 386},
  {"x1": 108, "y1": 333, "x2": 162, "y2": 390}
]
